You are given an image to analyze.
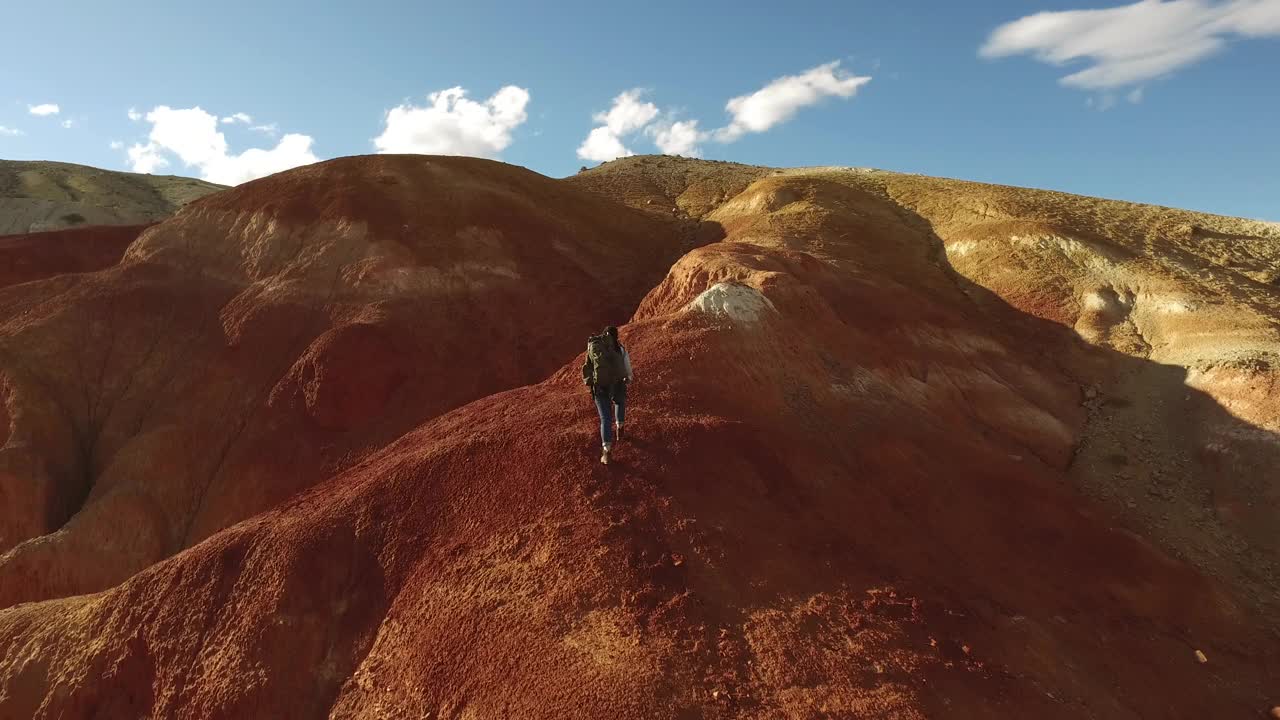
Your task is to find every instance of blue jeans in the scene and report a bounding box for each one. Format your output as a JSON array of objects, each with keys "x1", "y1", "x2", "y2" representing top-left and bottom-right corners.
[{"x1": 592, "y1": 382, "x2": 627, "y2": 447}]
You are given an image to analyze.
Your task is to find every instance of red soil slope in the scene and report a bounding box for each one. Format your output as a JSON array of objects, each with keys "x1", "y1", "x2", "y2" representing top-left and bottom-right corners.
[
  {"x1": 0, "y1": 156, "x2": 1276, "y2": 718},
  {"x1": 0, "y1": 224, "x2": 143, "y2": 289},
  {"x1": 0, "y1": 155, "x2": 692, "y2": 607}
]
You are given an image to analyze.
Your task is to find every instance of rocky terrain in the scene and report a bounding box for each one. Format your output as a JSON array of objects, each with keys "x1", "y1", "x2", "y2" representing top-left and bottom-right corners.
[
  {"x1": 0, "y1": 160, "x2": 224, "y2": 235},
  {"x1": 0, "y1": 154, "x2": 1275, "y2": 718}
]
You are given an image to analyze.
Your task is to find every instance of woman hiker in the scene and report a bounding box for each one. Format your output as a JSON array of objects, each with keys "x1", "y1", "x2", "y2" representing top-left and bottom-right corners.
[{"x1": 582, "y1": 325, "x2": 633, "y2": 465}]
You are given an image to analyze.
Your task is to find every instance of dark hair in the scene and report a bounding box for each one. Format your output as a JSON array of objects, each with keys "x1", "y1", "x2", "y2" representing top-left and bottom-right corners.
[{"x1": 605, "y1": 325, "x2": 621, "y2": 350}]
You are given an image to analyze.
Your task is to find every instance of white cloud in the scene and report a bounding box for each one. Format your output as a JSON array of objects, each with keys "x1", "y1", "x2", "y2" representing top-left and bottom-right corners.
[
  {"x1": 578, "y1": 60, "x2": 871, "y2": 163},
  {"x1": 373, "y1": 85, "x2": 530, "y2": 157},
  {"x1": 596, "y1": 90, "x2": 660, "y2": 136},
  {"x1": 127, "y1": 107, "x2": 142, "y2": 121},
  {"x1": 61, "y1": 119, "x2": 74, "y2": 129},
  {"x1": 0, "y1": 126, "x2": 22, "y2": 137},
  {"x1": 981, "y1": 0, "x2": 1280, "y2": 90},
  {"x1": 200, "y1": 134, "x2": 318, "y2": 185},
  {"x1": 221, "y1": 112, "x2": 253, "y2": 124},
  {"x1": 649, "y1": 119, "x2": 704, "y2": 157},
  {"x1": 28, "y1": 103, "x2": 60, "y2": 116},
  {"x1": 109, "y1": 140, "x2": 124, "y2": 150},
  {"x1": 1127, "y1": 86, "x2": 1146, "y2": 103},
  {"x1": 578, "y1": 126, "x2": 634, "y2": 163},
  {"x1": 715, "y1": 61, "x2": 871, "y2": 142},
  {"x1": 143, "y1": 106, "x2": 227, "y2": 167},
  {"x1": 251, "y1": 123, "x2": 280, "y2": 136},
  {"x1": 127, "y1": 105, "x2": 319, "y2": 185},
  {"x1": 577, "y1": 89, "x2": 661, "y2": 162},
  {"x1": 128, "y1": 142, "x2": 169, "y2": 174}
]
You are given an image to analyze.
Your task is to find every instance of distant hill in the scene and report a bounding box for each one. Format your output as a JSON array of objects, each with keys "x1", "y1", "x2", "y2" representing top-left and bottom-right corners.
[{"x1": 0, "y1": 159, "x2": 225, "y2": 235}]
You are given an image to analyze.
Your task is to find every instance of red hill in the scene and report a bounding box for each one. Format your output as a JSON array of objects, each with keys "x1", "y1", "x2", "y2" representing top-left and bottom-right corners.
[{"x1": 0, "y1": 155, "x2": 1276, "y2": 718}]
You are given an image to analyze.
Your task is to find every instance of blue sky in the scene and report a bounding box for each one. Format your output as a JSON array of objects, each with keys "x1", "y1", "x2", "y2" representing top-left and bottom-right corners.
[{"x1": 1, "y1": 0, "x2": 1277, "y2": 219}]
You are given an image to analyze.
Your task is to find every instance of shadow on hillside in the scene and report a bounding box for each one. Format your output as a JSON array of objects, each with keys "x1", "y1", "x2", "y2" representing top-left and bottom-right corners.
[
  {"x1": 609, "y1": 190, "x2": 1280, "y2": 631},
  {"x1": 566, "y1": 192, "x2": 1280, "y2": 715},
  {"x1": 0, "y1": 224, "x2": 146, "y2": 288},
  {"x1": 899, "y1": 203, "x2": 1280, "y2": 618}
]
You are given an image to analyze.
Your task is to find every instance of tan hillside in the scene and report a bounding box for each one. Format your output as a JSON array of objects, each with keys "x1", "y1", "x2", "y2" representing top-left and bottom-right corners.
[{"x1": 0, "y1": 159, "x2": 225, "y2": 235}]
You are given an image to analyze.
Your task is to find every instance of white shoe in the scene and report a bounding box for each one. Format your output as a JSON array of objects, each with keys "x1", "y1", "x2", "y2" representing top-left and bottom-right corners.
[{"x1": 600, "y1": 448, "x2": 610, "y2": 465}]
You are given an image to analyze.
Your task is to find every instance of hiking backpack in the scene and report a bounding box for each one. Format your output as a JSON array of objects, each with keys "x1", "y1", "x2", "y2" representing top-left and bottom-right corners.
[{"x1": 587, "y1": 334, "x2": 626, "y2": 387}]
